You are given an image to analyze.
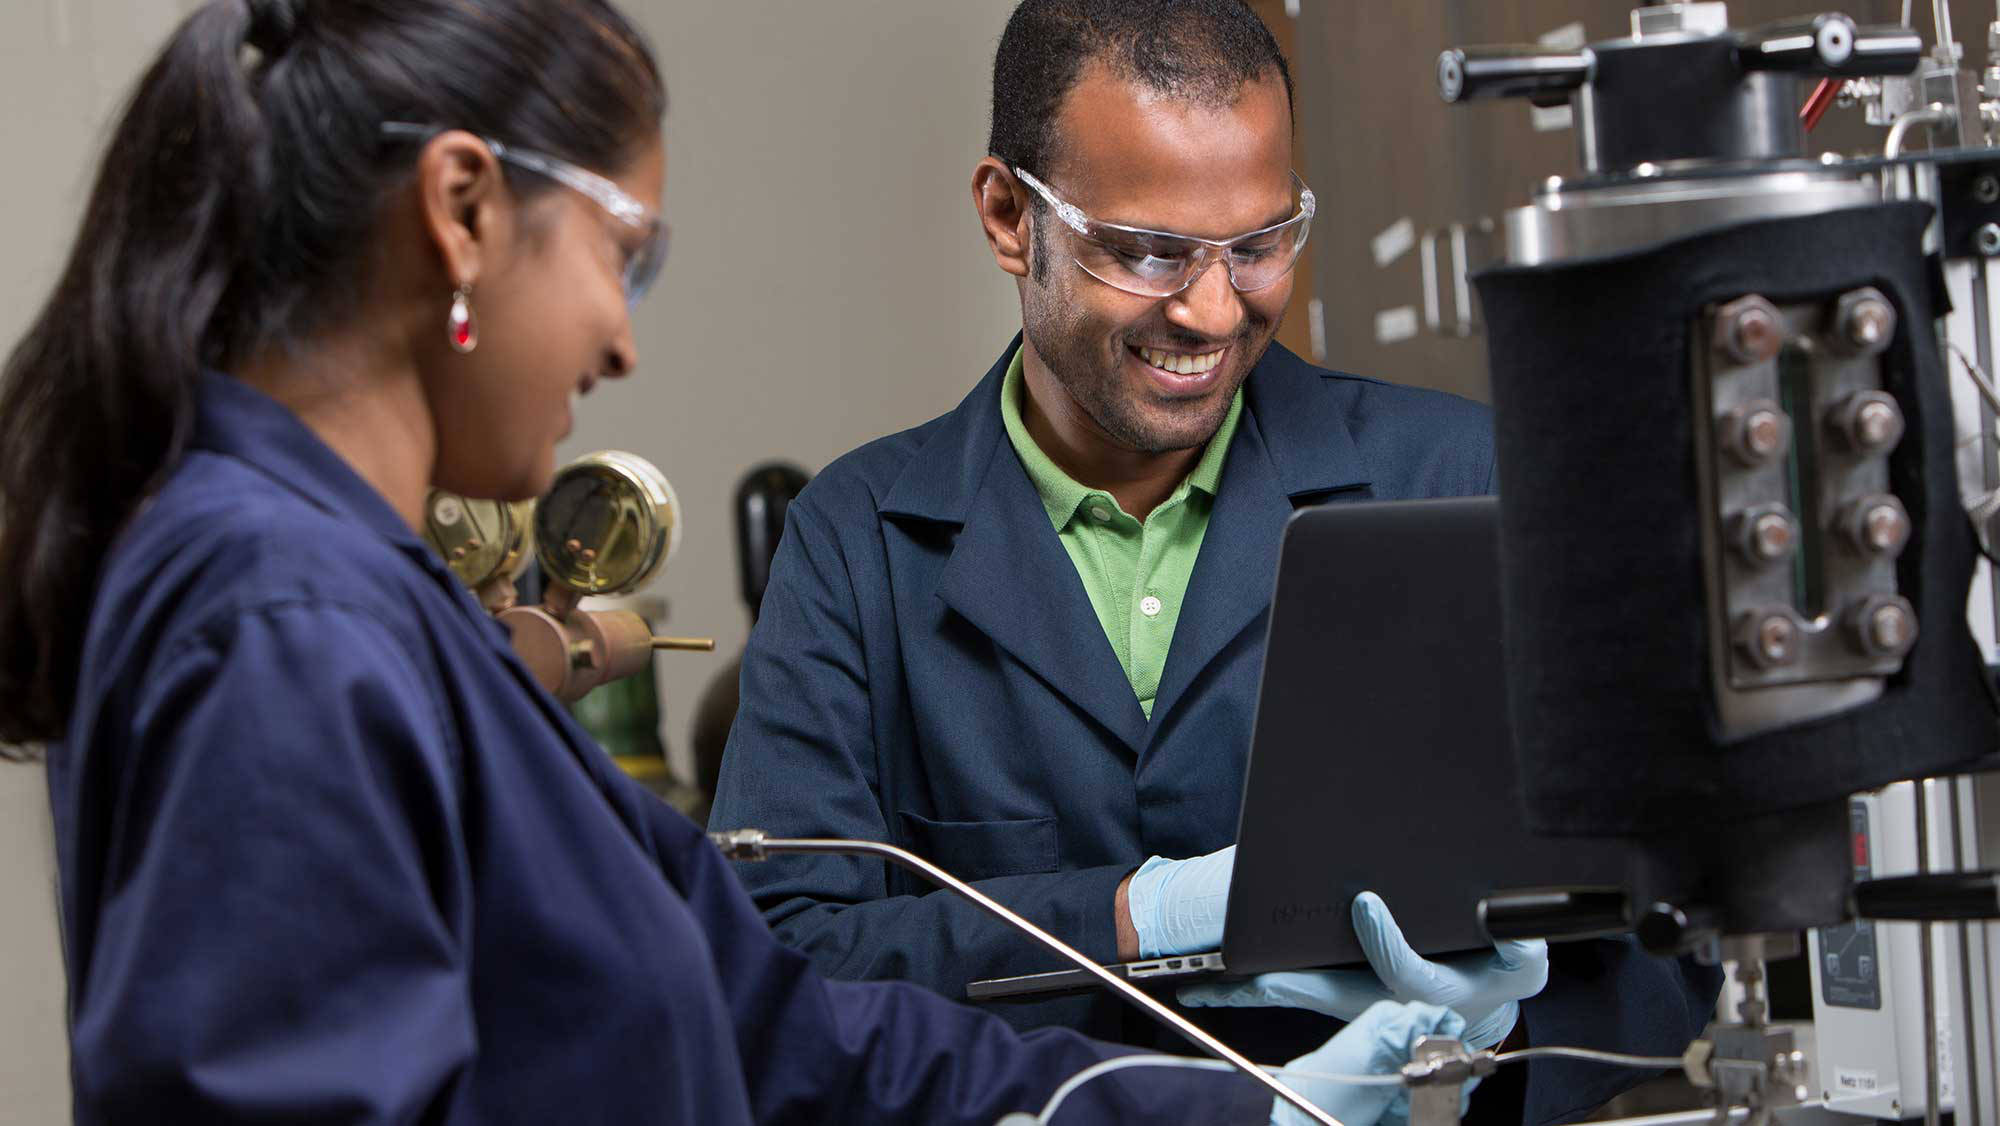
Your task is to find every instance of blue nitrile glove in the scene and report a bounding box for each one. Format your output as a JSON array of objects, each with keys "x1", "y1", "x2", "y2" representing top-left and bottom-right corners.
[
  {"x1": 1181, "y1": 890, "x2": 1549, "y2": 1051},
  {"x1": 1270, "y1": 1000, "x2": 1468, "y2": 1126},
  {"x1": 1125, "y1": 845, "x2": 1235, "y2": 958}
]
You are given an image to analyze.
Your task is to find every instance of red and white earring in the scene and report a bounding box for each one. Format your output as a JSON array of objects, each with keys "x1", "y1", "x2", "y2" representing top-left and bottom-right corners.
[{"x1": 447, "y1": 283, "x2": 478, "y2": 353}]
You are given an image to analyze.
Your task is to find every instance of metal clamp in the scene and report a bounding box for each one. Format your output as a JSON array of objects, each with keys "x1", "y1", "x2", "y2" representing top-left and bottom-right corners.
[{"x1": 1405, "y1": 1037, "x2": 1495, "y2": 1126}]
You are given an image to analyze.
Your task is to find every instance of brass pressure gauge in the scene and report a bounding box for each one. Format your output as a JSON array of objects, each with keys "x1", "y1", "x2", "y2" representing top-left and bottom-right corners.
[
  {"x1": 423, "y1": 491, "x2": 536, "y2": 597},
  {"x1": 534, "y1": 450, "x2": 681, "y2": 596}
]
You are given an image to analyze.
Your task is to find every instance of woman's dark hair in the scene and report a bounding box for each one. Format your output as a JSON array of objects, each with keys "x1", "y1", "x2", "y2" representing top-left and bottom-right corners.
[{"x1": 0, "y1": 0, "x2": 665, "y2": 745}]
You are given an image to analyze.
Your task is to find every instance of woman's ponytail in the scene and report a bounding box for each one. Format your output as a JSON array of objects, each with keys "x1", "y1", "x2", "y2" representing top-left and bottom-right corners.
[{"x1": 0, "y1": 1, "x2": 274, "y2": 743}]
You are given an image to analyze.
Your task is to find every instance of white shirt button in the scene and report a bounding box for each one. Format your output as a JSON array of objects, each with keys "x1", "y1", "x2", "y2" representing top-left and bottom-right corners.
[
  {"x1": 1139, "y1": 595, "x2": 1163, "y2": 618},
  {"x1": 1089, "y1": 504, "x2": 1113, "y2": 523}
]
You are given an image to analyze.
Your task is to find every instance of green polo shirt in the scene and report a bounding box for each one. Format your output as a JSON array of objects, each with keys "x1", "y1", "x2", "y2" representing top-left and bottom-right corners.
[{"x1": 999, "y1": 347, "x2": 1243, "y2": 719}]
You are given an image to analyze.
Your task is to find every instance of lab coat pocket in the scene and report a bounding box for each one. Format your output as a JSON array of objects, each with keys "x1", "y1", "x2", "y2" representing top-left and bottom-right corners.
[{"x1": 896, "y1": 812, "x2": 1060, "y2": 880}]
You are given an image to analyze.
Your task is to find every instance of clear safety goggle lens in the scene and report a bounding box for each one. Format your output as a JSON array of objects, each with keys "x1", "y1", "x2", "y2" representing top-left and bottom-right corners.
[
  {"x1": 1016, "y1": 167, "x2": 1315, "y2": 299},
  {"x1": 1070, "y1": 209, "x2": 1312, "y2": 298},
  {"x1": 622, "y1": 220, "x2": 671, "y2": 307}
]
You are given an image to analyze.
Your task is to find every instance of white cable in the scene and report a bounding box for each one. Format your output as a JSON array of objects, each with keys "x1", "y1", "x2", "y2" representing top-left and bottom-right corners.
[
  {"x1": 1028, "y1": 1041, "x2": 1687, "y2": 1122},
  {"x1": 1029, "y1": 1055, "x2": 1402, "y2": 1125},
  {"x1": 1494, "y1": 1046, "x2": 1685, "y2": 1069}
]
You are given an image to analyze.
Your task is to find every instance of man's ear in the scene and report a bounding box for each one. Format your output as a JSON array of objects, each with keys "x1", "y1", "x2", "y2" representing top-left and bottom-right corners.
[
  {"x1": 972, "y1": 157, "x2": 1032, "y2": 280},
  {"x1": 414, "y1": 130, "x2": 512, "y2": 291}
]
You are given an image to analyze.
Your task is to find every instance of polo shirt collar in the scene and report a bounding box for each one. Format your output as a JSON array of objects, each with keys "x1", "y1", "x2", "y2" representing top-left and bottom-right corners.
[{"x1": 997, "y1": 343, "x2": 1244, "y2": 528}]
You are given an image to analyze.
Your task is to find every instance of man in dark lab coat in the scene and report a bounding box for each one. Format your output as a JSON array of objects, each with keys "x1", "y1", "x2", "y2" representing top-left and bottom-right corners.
[{"x1": 710, "y1": 3, "x2": 1721, "y2": 1123}]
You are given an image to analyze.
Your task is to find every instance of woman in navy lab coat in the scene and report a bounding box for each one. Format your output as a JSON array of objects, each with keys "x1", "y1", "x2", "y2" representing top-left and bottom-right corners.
[{"x1": 0, "y1": 2, "x2": 1461, "y2": 1122}]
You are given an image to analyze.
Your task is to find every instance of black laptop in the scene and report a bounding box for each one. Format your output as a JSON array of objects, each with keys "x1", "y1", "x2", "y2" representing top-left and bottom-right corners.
[{"x1": 966, "y1": 495, "x2": 1631, "y2": 1001}]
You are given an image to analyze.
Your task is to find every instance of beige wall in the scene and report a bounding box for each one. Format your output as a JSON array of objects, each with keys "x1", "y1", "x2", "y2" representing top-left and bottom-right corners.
[
  {"x1": 0, "y1": 2, "x2": 1022, "y2": 1120},
  {"x1": 573, "y1": 1, "x2": 1023, "y2": 782}
]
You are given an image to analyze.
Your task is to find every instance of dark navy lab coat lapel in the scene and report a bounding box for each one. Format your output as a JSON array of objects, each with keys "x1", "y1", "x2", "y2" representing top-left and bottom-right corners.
[
  {"x1": 879, "y1": 338, "x2": 1150, "y2": 755},
  {"x1": 1148, "y1": 347, "x2": 1373, "y2": 735}
]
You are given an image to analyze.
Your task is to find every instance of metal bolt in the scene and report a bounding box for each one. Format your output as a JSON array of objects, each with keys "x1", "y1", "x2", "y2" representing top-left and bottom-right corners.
[
  {"x1": 1832, "y1": 391, "x2": 1905, "y2": 453},
  {"x1": 1848, "y1": 595, "x2": 1919, "y2": 658},
  {"x1": 1734, "y1": 507, "x2": 1800, "y2": 565},
  {"x1": 1836, "y1": 494, "x2": 1910, "y2": 556},
  {"x1": 1752, "y1": 513, "x2": 1795, "y2": 560},
  {"x1": 1721, "y1": 400, "x2": 1790, "y2": 466},
  {"x1": 1736, "y1": 611, "x2": 1800, "y2": 669},
  {"x1": 1978, "y1": 174, "x2": 2000, "y2": 203},
  {"x1": 450, "y1": 545, "x2": 467, "y2": 560},
  {"x1": 1834, "y1": 288, "x2": 1895, "y2": 355},
  {"x1": 1856, "y1": 504, "x2": 1904, "y2": 552},
  {"x1": 1855, "y1": 400, "x2": 1900, "y2": 446},
  {"x1": 565, "y1": 537, "x2": 583, "y2": 553},
  {"x1": 1714, "y1": 296, "x2": 1784, "y2": 366},
  {"x1": 1980, "y1": 222, "x2": 2000, "y2": 257}
]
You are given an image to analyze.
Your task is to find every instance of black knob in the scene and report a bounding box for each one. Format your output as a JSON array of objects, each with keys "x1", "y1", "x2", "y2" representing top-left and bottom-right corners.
[
  {"x1": 1437, "y1": 46, "x2": 1593, "y2": 105},
  {"x1": 1637, "y1": 901, "x2": 1719, "y2": 956},
  {"x1": 1737, "y1": 18, "x2": 1921, "y2": 77}
]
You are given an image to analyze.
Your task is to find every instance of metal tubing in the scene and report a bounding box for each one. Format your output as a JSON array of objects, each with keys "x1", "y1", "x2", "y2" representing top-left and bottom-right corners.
[
  {"x1": 1886, "y1": 104, "x2": 1951, "y2": 157},
  {"x1": 1918, "y1": 781, "x2": 1940, "y2": 1126},
  {"x1": 712, "y1": 831, "x2": 1345, "y2": 1126},
  {"x1": 1952, "y1": 777, "x2": 1983, "y2": 1126}
]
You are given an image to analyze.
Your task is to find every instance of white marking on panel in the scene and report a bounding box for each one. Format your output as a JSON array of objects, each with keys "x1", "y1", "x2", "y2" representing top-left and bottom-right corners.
[
  {"x1": 1371, "y1": 217, "x2": 1415, "y2": 268},
  {"x1": 1374, "y1": 306, "x2": 1419, "y2": 345},
  {"x1": 1834, "y1": 1068, "x2": 1880, "y2": 1093}
]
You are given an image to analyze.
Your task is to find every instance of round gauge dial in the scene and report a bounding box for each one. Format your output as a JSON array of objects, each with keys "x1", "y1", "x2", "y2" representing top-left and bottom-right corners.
[
  {"x1": 422, "y1": 490, "x2": 535, "y2": 590},
  {"x1": 535, "y1": 451, "x2": 681, "y2": 595}
]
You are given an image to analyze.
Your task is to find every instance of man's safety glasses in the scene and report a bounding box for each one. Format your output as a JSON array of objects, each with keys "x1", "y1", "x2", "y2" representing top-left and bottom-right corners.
[
  {"x1": 1013, "y1": 166, "x2": 1315, "y2": 299},
  {"x1": 381, "y1": 122, "x2": 669, "y2": 307}
]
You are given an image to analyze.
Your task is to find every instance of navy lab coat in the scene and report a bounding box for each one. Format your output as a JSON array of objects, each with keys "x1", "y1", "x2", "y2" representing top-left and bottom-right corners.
[
  {"x1": 46, "y1": 373, "x2": 1274, "y2": 1125},
  {"x1": 711, "y1": 339, "x2": 1723, "y2": 1125}
]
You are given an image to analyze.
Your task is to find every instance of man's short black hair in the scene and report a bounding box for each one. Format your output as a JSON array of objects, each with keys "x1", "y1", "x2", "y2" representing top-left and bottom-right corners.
[{"x1": 988, "y1": 0, "x2": 1294, "y2": 179}]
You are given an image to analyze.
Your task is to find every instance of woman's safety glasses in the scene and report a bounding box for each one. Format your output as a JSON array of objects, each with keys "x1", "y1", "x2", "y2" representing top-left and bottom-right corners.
[
  {"x1": 381, "y1": 122, "x2": 668, "y2": 307},
  {"x1": 1013, "y1": 166, "x2": 1315, "y2": 299}
]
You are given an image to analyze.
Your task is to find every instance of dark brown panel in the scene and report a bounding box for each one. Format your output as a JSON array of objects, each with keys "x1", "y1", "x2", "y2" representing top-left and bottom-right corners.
[{"x1": 1246, "y1": 0, "x2": 1319, "y2": 364}]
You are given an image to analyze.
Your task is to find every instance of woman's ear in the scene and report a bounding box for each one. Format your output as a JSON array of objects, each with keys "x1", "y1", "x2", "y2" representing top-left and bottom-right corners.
[{"x1": 414, "y1": 130, "x2": 511, "y2": 290}]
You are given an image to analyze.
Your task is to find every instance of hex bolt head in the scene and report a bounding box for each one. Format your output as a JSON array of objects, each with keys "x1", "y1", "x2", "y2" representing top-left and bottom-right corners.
[
  {"x1": 1981, "y1": 223, "x2": 2000, "y2": 257},
  {"x1": 1713, "y1": 296, "x2": 1784, "y2": 366},
  {"x1": 1848, "y1": 595, "x2": 1919, "y2": 658},
  {"x1": 1735, "y1": 610, "x2": 1801, "y2": 669},
  {"x1": 1721, "y1": 400, "x2": 1791, "y2": 466},
  {"x1": 1831, "y1": 391, "x2": 1905, "y2": 453},
  {"x1": 1839, "y1": 495, "x2": 1912, "y2": 556},
  {"x1": 1834, "y1": 288, "x2": 1896, "y2": 355},
  {"x1": 1732, "y1": 506, "x2": 1800, "y2": 565}
]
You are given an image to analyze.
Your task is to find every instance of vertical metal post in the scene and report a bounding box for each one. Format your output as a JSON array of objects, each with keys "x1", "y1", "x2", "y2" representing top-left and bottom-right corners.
[
  {"x1": 1952, "y1": 776, "x2": 1985, "y2": 1126},
  {"x1": 1918, "y1": 780, "x2": 1941, "y2": 1126}
]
